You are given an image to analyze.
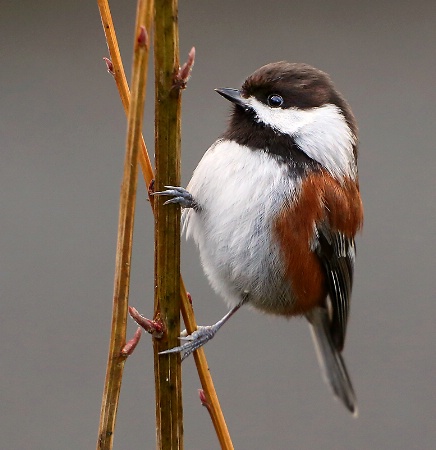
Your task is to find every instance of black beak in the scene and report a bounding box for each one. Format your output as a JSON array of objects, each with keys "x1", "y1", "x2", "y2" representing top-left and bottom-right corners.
[{"x1": 215, "y1": 88, "x2": 248, "y2": 107}]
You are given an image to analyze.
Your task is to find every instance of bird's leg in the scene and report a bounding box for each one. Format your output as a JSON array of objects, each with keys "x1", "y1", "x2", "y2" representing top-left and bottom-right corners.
[
  {"x1": 153, "y1": 186, "x2": 199, "y2": 210},
  {"x1": 159, "y1": 294, "x2": 248, "y2": 361}
]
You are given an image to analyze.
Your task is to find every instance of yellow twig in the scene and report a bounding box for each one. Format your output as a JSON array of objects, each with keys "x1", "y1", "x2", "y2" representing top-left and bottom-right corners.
[
  {"x1": 97, "y1": 0, "x2": 154, "y2": 193},
  {"x1": 96, "y1": 0, "x2": 152, "y2": 448}
]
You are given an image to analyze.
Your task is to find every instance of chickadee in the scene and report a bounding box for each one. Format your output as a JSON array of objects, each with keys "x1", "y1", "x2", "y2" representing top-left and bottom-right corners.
[{"x1": 156, "y1": 61, "x2": 363, "y2": 415}]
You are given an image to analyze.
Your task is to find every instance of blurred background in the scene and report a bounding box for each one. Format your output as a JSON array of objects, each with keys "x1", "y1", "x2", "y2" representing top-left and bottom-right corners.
[{"x1": 1, "y1": 0, "x2": 435, "y2": 448}]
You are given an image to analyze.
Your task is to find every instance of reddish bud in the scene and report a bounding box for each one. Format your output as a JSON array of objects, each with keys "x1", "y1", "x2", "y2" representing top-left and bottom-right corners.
[
  {"x1": 121, "y1": 327, "x2": 142, "y2": 356},
  {"x1": 129, "y1": 306, "x2": 164, "y2": 338},
  {"x1": 148, "y1": 179, "x2": 155, "y2": 195},
  {"x1": 137, "y1": 26, "x2": 148, "y2": 47},
  {"x1": 103, "y1": 57, "x2": 115, "y2": 75},
  {"x1": 198, "y1": 388, "x2": 211, "y2": 411},
  {"x1": 174, "y1": 46, "x2": 196, "y2": 89}
]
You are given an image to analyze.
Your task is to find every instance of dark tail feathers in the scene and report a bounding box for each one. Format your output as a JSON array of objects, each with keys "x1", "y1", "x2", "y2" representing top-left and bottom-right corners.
[{"x1": 306, "y1": 307, "x2": 358, "y2": 416}]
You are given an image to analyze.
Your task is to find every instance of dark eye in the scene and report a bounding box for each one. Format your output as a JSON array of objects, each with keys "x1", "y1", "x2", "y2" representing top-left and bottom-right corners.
[{"x1": 267, "y1": 94, "x2": 284, "y2": 108}]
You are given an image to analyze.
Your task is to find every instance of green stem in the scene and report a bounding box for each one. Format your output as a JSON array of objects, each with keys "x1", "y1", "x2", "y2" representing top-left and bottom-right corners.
[{"x1": 153, "y1": 0, "x2": 183, "y2": 448}]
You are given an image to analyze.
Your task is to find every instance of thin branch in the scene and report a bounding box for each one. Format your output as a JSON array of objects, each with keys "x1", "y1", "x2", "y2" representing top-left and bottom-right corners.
[
  {"x1": 153, "y1": 0, "x2": 183, "y2": 447},
  {"x1": 96, "y1": 0, "x2": 152, "y2": 448},
  {"x1": 97, "y1": 0, "x2": 154, "y2": 198},
  {"x1": 96, "y1": 0, "x2": 234, "y2": 448},
  {"x1": 180, "y1": 282, "x2": 234, "y2": 449}
]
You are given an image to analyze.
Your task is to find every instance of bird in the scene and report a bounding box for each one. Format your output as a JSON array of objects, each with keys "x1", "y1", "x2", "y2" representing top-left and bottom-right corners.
[{"x1": 155, "y1": 61, "x2": 364, "y2": 415}]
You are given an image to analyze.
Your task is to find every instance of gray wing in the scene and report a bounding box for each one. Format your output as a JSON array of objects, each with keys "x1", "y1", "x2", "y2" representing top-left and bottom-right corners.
[{"x1": 314, "y1": 223, "x2": 356, "y2": 351}]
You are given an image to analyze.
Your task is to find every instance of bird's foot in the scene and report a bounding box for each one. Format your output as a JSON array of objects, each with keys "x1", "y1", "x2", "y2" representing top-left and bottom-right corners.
[
  {"x1": 159, "y1": 301, "x2": 245, "y2": 361},
  {"x1": 159, "y1": 325, "x2": 218, "y2": 361},
  {"x1": 153, "y1": 186, "x2": 197, "y2": 209}
]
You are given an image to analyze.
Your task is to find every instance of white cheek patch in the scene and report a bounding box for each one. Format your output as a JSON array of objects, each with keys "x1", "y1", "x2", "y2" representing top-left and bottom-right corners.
[
  {"x1": 247, "y1": 97, "x2": 314, "y2": 135},
  {"x1": 246, "y1": 97, "x2": 357, "y2": 179}
]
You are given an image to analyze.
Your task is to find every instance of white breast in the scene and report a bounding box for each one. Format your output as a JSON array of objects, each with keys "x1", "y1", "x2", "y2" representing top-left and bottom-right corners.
[{"x1": 183, "y1": 139, "x2": 301, "y2": 312}]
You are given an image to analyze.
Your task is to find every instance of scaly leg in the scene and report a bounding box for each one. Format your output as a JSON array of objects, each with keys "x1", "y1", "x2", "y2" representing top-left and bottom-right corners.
[{"x1": 160, "y1": 296, "x2": 248, "y2": 361}]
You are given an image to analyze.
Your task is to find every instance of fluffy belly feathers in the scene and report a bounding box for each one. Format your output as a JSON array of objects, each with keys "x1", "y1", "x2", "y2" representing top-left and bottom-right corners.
[{"x1": 183, "y1": 140, "x2": 302, "y2": 314}]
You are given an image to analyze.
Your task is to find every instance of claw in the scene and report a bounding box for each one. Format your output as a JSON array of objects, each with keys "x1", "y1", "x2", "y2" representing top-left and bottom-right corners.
[
  {"x1": 153, "y1": 186, "x2": 197, "y2": 209},
  {"x1": 159, "y1": 342, "x2": 195, "y2": 361},
  {"x1": 163, "y1": 197, "x2": 184, "y2": 206},
  {"x1": 159, "y1": 325, "x2": 217, "y2": 361}
]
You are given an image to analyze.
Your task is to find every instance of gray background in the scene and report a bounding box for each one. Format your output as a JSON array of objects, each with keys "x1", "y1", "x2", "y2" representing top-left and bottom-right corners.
[{"x1": 1, "y1": 0, "x2": 435, "y2": 449}]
